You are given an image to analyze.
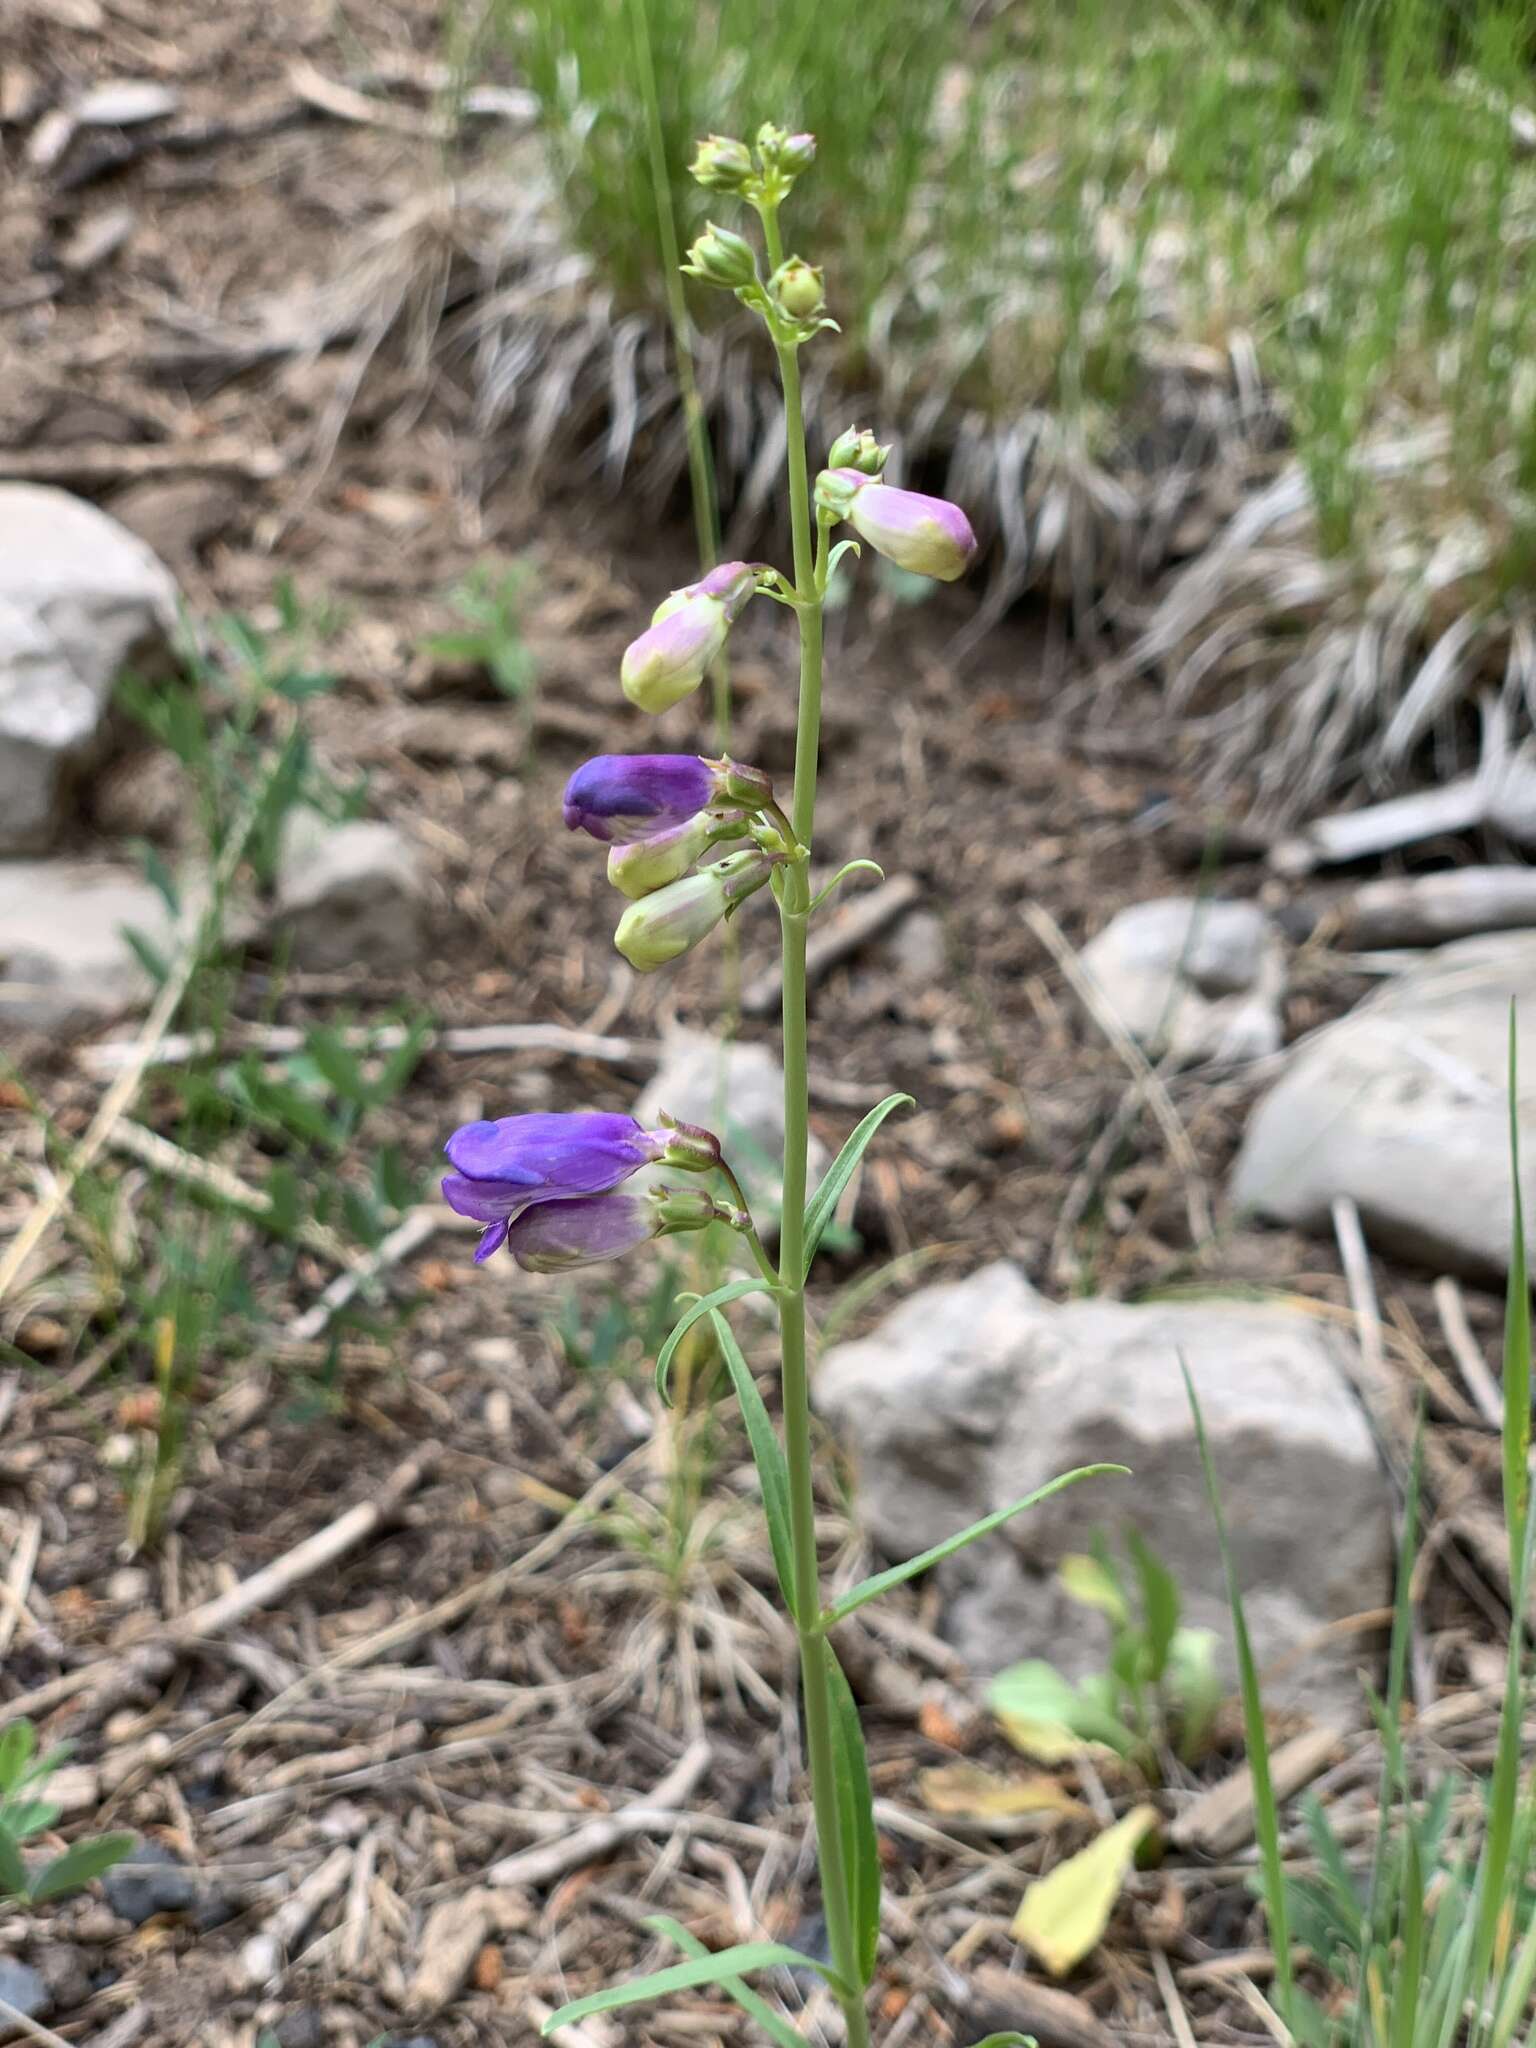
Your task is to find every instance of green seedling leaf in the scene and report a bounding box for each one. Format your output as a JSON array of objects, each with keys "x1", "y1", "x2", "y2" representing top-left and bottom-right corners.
[
  {"x1": 967, "y1": 2035, "x2": 1036, "y2": 2047},
  {"x1": 1165, "y1": 1628, "x2": 1222, "y2": 1761},
  {"x1": 0, "y1": 1827, "x2": 27, "y2": 1901},
  {"x1": 1058, "y1": 1552, "x2": 1129, "y2": 1626},
  {"x1": 987, "y1": 1660, "x2": 1137, "y2": 1762},
  {"x1": 0, "y1": 1800, "x2": 59, "y2": 1841},
  {"x1": 802, "y1": 1093, "x2": 914, "y2": 1280},
  {"x1": 1011, "y1": 1804, "x2": 1159, "y2": 1976},
  {"x1": 654, "y1": 1281, "x2": 774, "y2": 1405},
  {"x1": 28, "y1": 1831, "x2": 136, "y2": 1904},
  {"x1": 0, "y1": 1723, "x2": 36, "y2": 1795},
  {"x1": 644, "y1": 1917, "x2": 808, "y2": 2048},
  {"x1": 538, "y1": 1942, "x2": 846, "y2": 2033},
  {"x1": 822, "y1": 1465, "x2": 1126, "y2": 1627},
  {"x1": 827, "y1": 1650, "x2": 881, "y2": 1987},
  {"x1": 1126, "y1": 1529, "x2": 1180, "y2": 1685},
  {"x1": 710, "y1": 1311, "x2": 798, "y2": 1621}
]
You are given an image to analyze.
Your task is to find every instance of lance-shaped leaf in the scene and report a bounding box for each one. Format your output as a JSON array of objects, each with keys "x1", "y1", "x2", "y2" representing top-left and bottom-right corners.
[
  {"x1": 28, "y1": 1832, "x2": 136, "y2": 1904},
  {"x1": 645, "y1": 1916, "x2": 808, "y2": 2048},
  {"x1": 802, "y1": 1093, "x2": 913, "y2": 1280},
  {"x1": 827, "y1": 1651, "x2": 881, "y2": 1988},
  {"x1": 539, "y1": 1941, "x2": 847, "y2": 2034},
  {"x1": 710, "y1": 1311, "x2": 797, "y2": 1622},
  {"x1": 1012, "y1": 1804, "x2": 1159, "y2": 1976},
  {"x1": 654, "y1": 1279, "x2": 775, "y2": 1404},
  {"x1": 821, "y1": 1464, "x2": 1126, "y2": 1628}
]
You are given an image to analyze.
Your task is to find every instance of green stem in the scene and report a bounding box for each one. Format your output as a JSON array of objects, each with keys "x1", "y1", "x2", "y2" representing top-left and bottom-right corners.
[{"x1": 764, "y1": 197, "x2": 869, "y2": 2048}]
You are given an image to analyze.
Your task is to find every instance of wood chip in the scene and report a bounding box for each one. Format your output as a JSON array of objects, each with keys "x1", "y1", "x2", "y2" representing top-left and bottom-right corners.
[
  {"x1": 406, "y1": 1887, "x2": 531, "y2": 2014},
  {"x1": 1169, "y1": 1723, "x2": 1342, "y2": 1855}
]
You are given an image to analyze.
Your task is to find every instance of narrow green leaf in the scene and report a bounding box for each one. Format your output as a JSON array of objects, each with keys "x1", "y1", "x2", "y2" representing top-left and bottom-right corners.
[
  {"x1": 538, "y1": 1942, "x2": 843, "y2": 2033},
  {"x1": 710, "y1": 1312, "x2": 798, "y2": 1623},
  {"x1": 0, "y1": 1723, "x2": 36, "y2": 1796},
  {"x1": 0, "y1": 1799, "x2": 58, "y2": 1840},
  {"x1": 0, "y1": 1827, "x2": 27, "y2": 1901},
  {"x1": 654, "y1": 1280, "x2": 774, "y2": 1405},
  {"x1": 827, "y1": 1650, "x2": 881, "y2": 1988},
  {"x1": 822, "y1": 1464, "x2": 1126, "y2": 1627},
  {"x1": 802, "y1": 1094, "x2": 914, "y2": 1280},
  {"x1": 28, "y1": 1831, "x2": 136, "y2": 1904},
  {"x1": 645, "y1": 1916, "x2": 809, "y2": 2048},
  {"x1": 1391, "y1": 1823, "x2": 1424, "y2": 2048},
  {"x1": 1125, "y1": 1529, "x2": 1180, "y2": 1686},
  {"x1": 966, "y1": 2036, "x2": 1036, "y2": 2048},
  {"x1": 1186, "y1": 1362, "x2": 1294, "y2": 2029}
]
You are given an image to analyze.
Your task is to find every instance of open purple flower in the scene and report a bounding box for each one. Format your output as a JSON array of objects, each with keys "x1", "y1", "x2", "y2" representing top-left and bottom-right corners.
[
  {"x1": 441, "y1": 1112, "x2": 670, "y2": 1263},
  {"x1": 820, "y1": 469, "x2": 976, "y2": 582},
  {"x1": 563, "y1": 755, "x2": 719, "y2": 844}
]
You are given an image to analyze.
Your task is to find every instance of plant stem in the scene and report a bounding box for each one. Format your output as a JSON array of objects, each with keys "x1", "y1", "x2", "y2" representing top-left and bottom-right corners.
[{"x1": 767, "y1": 197, "x2": 869, "y2": 2048}]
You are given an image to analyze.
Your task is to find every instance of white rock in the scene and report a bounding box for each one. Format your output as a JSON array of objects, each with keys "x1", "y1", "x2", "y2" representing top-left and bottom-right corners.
[
  {"x1": 1079, "y1": 896, "x2": 1285, "y2": 1064},
  {"x1": 73, "y1": 79, "x2": 179, "y2": 126},
  {"x1": 633, "y1": 1026, "x2": 826, "y2": 1228},
  {"x1": 1233, "y1": 931, "x2": 1536, "y2": 1277},
  {"x1": 816, "y1": 1262, "x2": 1392, "y2": 1720},
  {"x1": 0, "y1": 859, "x2": 177, "y2": 1033},
  {"x1": 0, "y1": 485, "x2": 178, "y2": 853},
  {"x1": 274, "y1": 812, "x2": 429, "y2": 972}
]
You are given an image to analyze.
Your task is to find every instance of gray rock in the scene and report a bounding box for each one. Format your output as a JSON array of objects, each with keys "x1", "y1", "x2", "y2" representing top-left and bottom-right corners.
[
  {"x1": 1079, "y1": 896, "x2": 1284, "y2": 1064},
  {"x1": 0, "y1": 860, "x2": 177, "y2": 1034},
  {"x1": 274, "y1": 812, "x2": 429, "y2": 973},
  {"x1": 273, "y1": 2013, "x2": 326, "y2": 2048},
  {"x1": 816, "y1": 1262, "x2": 1392, "y2": 1721},
  {"x1": 884, "y1": 910, "x2": 947, "y2": 985},
  {"x1": 0, "y1": 1959, "x2": 50, "y2": 2020},
  {"x1": 101, "y1": 1842, "x2": 196, "y2": 1925},
  {"x1": 0, "y1": 485, "x2": 178, "y2": 853},
  {"x1": 1232, "y1": 931, "x2": 1536, "y2": 1278},
  {"x1": 632, "y1": 1027, "x2": 826, "y2": 1228}
]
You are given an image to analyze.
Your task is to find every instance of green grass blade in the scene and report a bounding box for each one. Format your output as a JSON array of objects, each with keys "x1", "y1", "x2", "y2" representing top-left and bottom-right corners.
[
  {"x1": 826, "y1": 1649, "x2": 881, "y2": 1988},
  {"x1": 1389, "y1": 1822, "x2": 1424, "y2": 2048},
  {"x1": 801, "y1": 1093, "x2": 913, "y2": 1281},
  {"x1": 1186, "y1": 1361, "x2": 1294, "y2": 2028},
  {"x1": 821, "y1": 1464, "x2": 1127, "y2": 1627},
  {"x1": 644, "y1": 1917, "x2": 809, "y2": 2048},
  {"x1": 539, "y1": 1943, "x2": 844, "y2": 2033},
  {"x1": 710, "y1": 1310, "x2": 798, "y2": 1622},
  {"x1": 654, "y1": 1279, "x2": 775, "y2": 1404},
  {"x1": 1501, "y1": 1002, "x2": 1530, "y2": 1578}
]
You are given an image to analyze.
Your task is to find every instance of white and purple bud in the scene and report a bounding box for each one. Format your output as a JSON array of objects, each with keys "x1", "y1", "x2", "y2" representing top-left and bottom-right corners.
[
  {"x1": 681, "y1": 222, "x2": 757, "y2": 290},
  {"x1": 606, "y1": 810, "x2": 745, "y2": 899},
  {"x1": 690, "y1": 134, "x2": 753, "y2": 191},
  {"x1": 772, "y1": 257, "x2": 824, "y2": 320},
  {"x1": 779, "y1": 132, "x2": 816, "y2": 175},
  {"x1": 502, "y1": 1185, "x2": 722, "y2": 1273},
  {"x1": 816, "y1": 468, "x2": 977, "y2": 583},
  {"x1": 825, "y1": 426, "x2": 890, "y2": 477},
  {"x1": 613, "y1": 847, "x2": 775, "y2": 972},
  {"x1": 620, "y1": 563, "x2": 757, "y2": 713}
]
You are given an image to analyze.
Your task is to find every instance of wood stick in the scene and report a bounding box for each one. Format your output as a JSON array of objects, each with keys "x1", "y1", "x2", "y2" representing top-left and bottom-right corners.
[
  {"x1": 107, "y1": 1119, "x2": 358, "y2": 1267},
  {"x1": 1170, "y1": 1723, "x2": 1341, "y2": 1855},
  {"x1": 1433, "y1": 1275, "x2": 1504, "y2": 1428},
  {"x1": 285, "y1": 1204, "x2": 456, "y2": 1344},
  {"x1": 77, "y1": 1020, "x2": 663, "y2": 1078},
  {"x1": 0, "y1": 1514, "x2": 42, "y2": 1658},
  {"x1": 487, "y1": 1737, "x2": 711, "y2": 1888},
  {"x1": 742, "y1": 875, "x2": 921, "y2": 1016},
  {"x1": 234, "y1": 1844, "x2": 354, "y2": 1991}
]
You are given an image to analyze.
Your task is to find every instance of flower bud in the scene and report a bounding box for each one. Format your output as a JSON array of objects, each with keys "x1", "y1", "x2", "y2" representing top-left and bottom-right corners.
[
  {"x1": 826, "y1": 426, "x2": 890, "y2": 477},
  {"x1": 613, "y1": 848, "x2": 774, "y2": 971},
  {"x1": 682, "y1": 222, "x2": 757, "y2": 289},
  {"x1": 655, "y1": 1113, "x2": 722, "y2": 1174},
  {"x1": 779, "y1": 132, "x2": 816, "y2": 174},
  {"x1": 819, "y1": 468, "x2": 978, "y2": 582},
  {"x1": 606, "y1": 811, "x2": 744, "y2": 898},
  {"x1": 705, "y1": 754, "x2": 775, "y2": 811},
  {"x1": 690, "y1": 134, "x2": 753, "y2": 191},
  {"x1": 620, "y1": 564, "x2": 757, "y2": 713},
  {"x1": 772, "y1": 257, "x2": 824, "y2": 319},
  {"x1": 499, "y1": 1188, "x2": 725, "y2": 1272}
]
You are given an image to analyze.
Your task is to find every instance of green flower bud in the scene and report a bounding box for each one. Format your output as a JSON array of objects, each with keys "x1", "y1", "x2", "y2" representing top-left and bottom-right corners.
[
  {"x1": 682, "y1": 222, "x2": 757, "y2": 290},
  {"x1": 825, "y1": 426, "x2": 890, "y2": 476},
  {"x1": 772, "y1": 258, "x2": 824, "y2": 319},
  {"x1": 651, "y1": 1185, "x2": 727, "y2": 1234},
  {"x1": 690, "y1": 134, "x2": 753, "y2": 191},
  {"x1": 655, "y1": 1113, "x2": 723, "y2": 1174},
  {"x1": 779, "y1": 132, "x2": 817, "y2": 175},
  {"x1": 606, "y1": 811, "x2": 745, "y2": 899},
  {"x1": 613, "y1": 849, "x2": 774, "y2": 972},
  {"x1": 814, "y1": 466, "x2": 864, "y2": 521}
]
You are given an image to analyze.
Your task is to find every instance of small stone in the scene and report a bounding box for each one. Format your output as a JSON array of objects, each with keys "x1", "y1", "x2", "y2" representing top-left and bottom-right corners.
[
  {"x1": 0, "y1": 861, "x2": 180, "y2": 1035},
  {"x1": 33, "y1": 1944, "x2": 90, "y2": 2014},
  {"x1": 883, "y1": 909, "x2": 947, "y2": 984},
  {"x1": 44, "y1": 1766, "x2": 99, "y2": 1815},
  {"x1": 817, "y1": 1261, "x2": 1393, "y2": 1722},
  {"x1": 73, "y1": 80, "x2": 179, "y2": 125},
  {"x1": 0, "y1": 1959, "x2": 50, "y2": 2019},
  {"x1": 1233, "y1": 932, "x2": 1536, "y2": 1277},
  {"x1": 106, "y1": 1567, "x2": 150, "y2": 1605},
  {"x1": 108, "y1": 477, "x2": 237, "y2": 561},
  {"x1": 101, "y1": 1842, "x2": 196, "y2": 1925},
  {"x1": 273, "y1": 811, "x2": 430, "y2": 973},
  {"x1": 1079, "y1": 896, "x2": 1285, "y2": 1064},
  {"x1": 273, "y1": 2012, "x2": 326, "y2": 2048}
]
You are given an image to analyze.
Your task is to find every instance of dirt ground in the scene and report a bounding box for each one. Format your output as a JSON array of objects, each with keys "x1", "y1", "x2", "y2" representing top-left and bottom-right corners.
[{"x1": 0, "y1": 4, "x2": 1520, "y2": 2045}]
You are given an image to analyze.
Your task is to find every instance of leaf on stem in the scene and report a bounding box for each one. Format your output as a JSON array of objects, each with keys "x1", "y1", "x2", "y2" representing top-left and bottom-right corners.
[
  {"x1": 710, "y1": 1311, "x2": 798, "y2": 1621},
  {"x1": 827, "y1": 1649, "x2": 881, "y2": 1989},
  {"x1": 821, "y1": 1464, "x2": 1126, "y2": 1627},
  {"x1": 538, "y1": 1942, "x2": 846, "y2": 2033},
  {"x1": 654, "y1": 1279, "x2": 775, "y2": 1404},
  {"x1": 1011, "y1": 1804, "x2": 1159, "y2": 1976},
  {"x1": 644, "y1": 1917, "x2": 809, "y2": 2048},
  {"x1": 802, "y1": 1093, "x2": 914, "y2": 1281},
  {"x1": 807, "y1": 860, "x2": 885, "y2": 914}
]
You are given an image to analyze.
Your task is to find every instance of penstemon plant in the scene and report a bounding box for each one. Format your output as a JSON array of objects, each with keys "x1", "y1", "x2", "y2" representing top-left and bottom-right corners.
[{"x1": 443, "y1": 125, "x2": 1120, "y2": 2048}]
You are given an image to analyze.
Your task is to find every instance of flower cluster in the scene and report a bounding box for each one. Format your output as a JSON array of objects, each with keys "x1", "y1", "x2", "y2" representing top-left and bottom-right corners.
[{"x1": 441, "y1": 1110, "x2": 732, "y2": 1270}]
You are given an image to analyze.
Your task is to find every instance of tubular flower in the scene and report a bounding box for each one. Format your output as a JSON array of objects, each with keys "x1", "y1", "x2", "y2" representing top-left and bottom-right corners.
[
  {"x1": 614, "y1": 848, "x2": 775, "y2": 972},
  {"x1": 607, "y1": 812, "x2": 745, "y2": 899},
  {"x1": 620, "y1": 563, "x2": 757, "y2": 713},
  {"x1": 502, "y1": 1187, "x2": 721, "y2": 1273},
  {"x1": 441, "y1": 1112, "x2": 668, "y2": 1263},
  {"x1": 563, "y1": 754, "x2": 719, "y2": 844},
  {"x1": 820, "y1": 468, "x2": 977, "y2": 582}
]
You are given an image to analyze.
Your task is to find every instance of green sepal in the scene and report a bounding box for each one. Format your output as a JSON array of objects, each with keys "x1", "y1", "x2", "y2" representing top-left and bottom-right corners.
[
  {"x1": 802, "y1": 1093, "x2": 914, "y2": 1281},
  {"x1": 821, "y1": 1464, "x2": 1127, "y2": 1628},
  {"x1": 645, "y1": 1917, "x2": 809, "y2": 2048},
  {"x1": 538, "y1": 1941, "x2": 849, "y2": 2033},
  {"x1": 827, "y1": 1650, "x2": 882, "y2": 1988},
  {"x1": 654, "y1": 1279, "x2": 776, "y2": 1405},
  {"x1": 710, "y1": 1311, "x2": 798, "y2": 1623}
]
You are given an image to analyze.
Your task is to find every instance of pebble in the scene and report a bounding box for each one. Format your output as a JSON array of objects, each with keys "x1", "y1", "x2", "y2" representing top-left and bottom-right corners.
[
  {"x1": 0, "y1": 1959, "x2": 50, "y2": 2020},
  {"x1": 101, "y1": 1842, "x2": 197, "y2": 1924},
  {"x1": 105, "y1": 1567, "x2": 151, "y2": 1604}
]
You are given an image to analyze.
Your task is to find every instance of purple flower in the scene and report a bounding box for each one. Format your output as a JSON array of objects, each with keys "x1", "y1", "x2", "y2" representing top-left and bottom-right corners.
[
  {"x1": 621, "y1": 562, "x2": 756, "y2": 712},
  {"x1": 823, "y1": 469, "x2": 977, "y2": 582},
  {"x1": 563, "y1": 754, "x2": 719, "y2": 844},
  {"x1": 613, "y1": 848, "x2": 775, "y2": 972},
  {"x1": 441, "y1": 1112, "x2": 668, "y2": 1263},
  {"x1": 501, "y1": 1193, "x2": 664, "y2": 1272}
]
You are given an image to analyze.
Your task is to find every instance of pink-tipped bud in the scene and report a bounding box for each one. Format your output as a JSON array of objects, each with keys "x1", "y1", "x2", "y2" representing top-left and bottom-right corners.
[
  {"x1": 620, "y1": 563, "x2": 757, "y2": 713},
  {"x1": 606, "y1": 811, "x2": 745, "y2": 898},
  {"x1": 817, "y1": 469, "x2": 977, "y2": 583}
]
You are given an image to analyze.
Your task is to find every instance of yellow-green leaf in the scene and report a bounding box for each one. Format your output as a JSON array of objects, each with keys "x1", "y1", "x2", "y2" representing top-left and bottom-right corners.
[
  {"x1": 1011, "y1": 1804, "x2": 1159, "y2": 1976},
  {"x1": 919, "y1": 1762, "x2": 1085, "y2": 1821},
  {"x1": 1058, "y1": 1552, "x2": 1128, "y2": 1624},
  {"x1": 995, "y1": 1713, "x2": 1088, "y2": 1764}
]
